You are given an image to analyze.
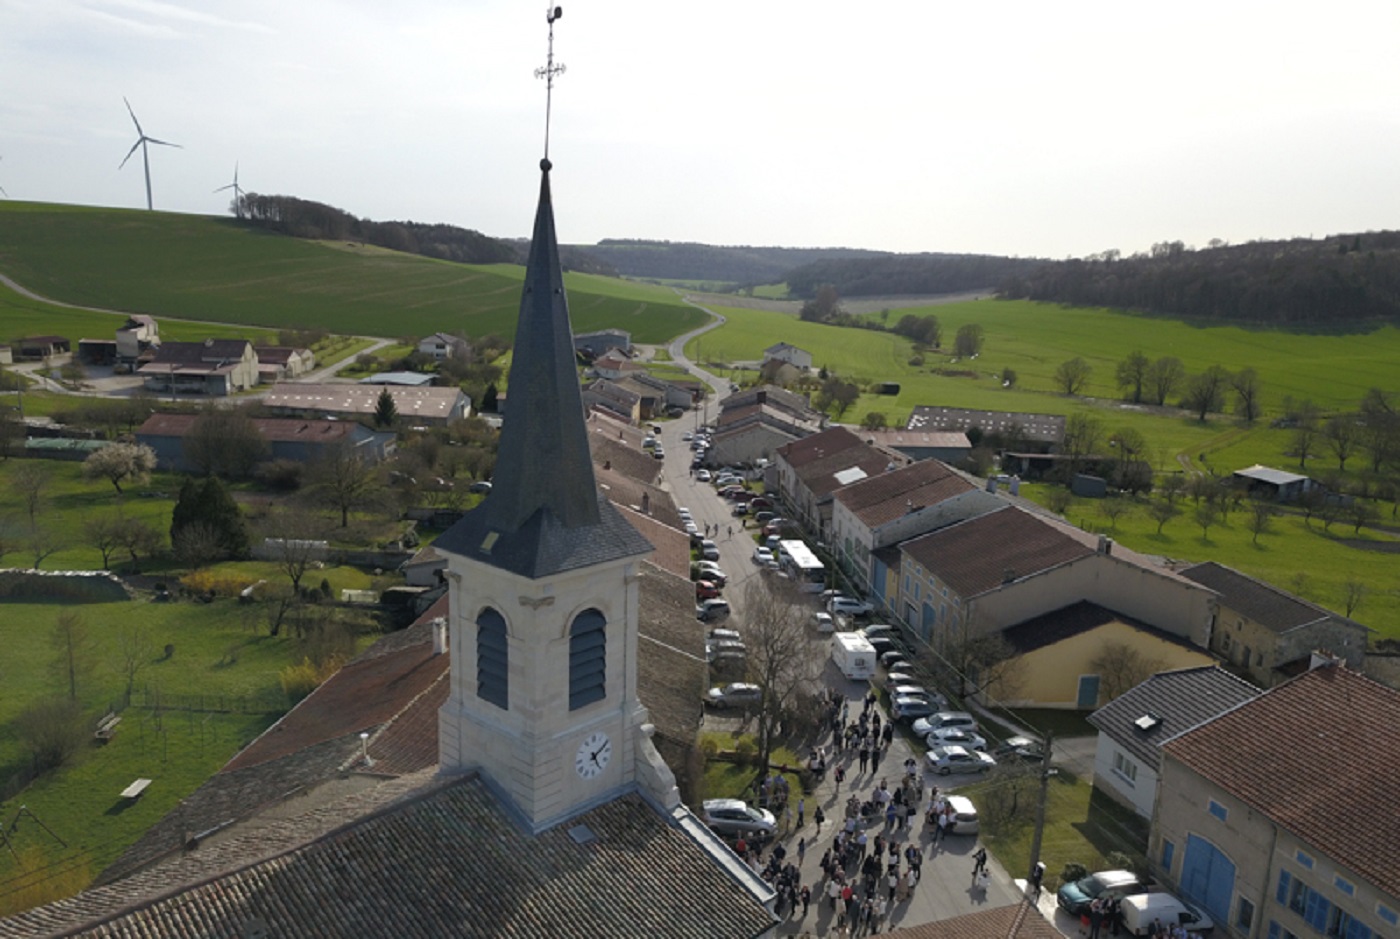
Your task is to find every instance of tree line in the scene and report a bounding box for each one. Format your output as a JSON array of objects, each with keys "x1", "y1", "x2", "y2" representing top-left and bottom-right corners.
[
  {"x1": 787, "y1": 252, "x2": 1041, "y2": 299},
  {"x1": 575, "y1": 240, "x2": 879, "y2": 286},
  {"x1": 235, "y1": 193, "x2": 520, "y2": 266},
  {"x1": 998, "y1": 233, "x2": 1400, "y2": 325}
]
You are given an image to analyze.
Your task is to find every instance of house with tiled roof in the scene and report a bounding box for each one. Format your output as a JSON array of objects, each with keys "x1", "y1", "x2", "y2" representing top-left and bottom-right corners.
[
  {"x1": 580, "y1": 377, "x2": 641, "y2": 422},
  {"x1": 1086, "y1": 664, "x2": 1260, "y2": 818},
  {"x1": 772, "y1": 426, "x2": 905, "y2": 538},
  {"x1": 906, "y1": 404, "x2": 1065, "y2": 451},
  {"x1": 417, "y1": 331, "x2": 471, "y2": 361},
  {"x1": 114, "y1": 314, "x2": 160, "y2": 361},
  {"x1": 5, "y1": 146, "x2": 775, "y2": 938},
  {"x1": 1178, "y1": 561, "x2": 1368, "y2": 687},
  {"x1": 882, "y1": 902, "x2": 1063, "y2": 939},
  {"x1": 1151, "y1": 662, "x2": 1400, "y2": 937},
  {"x1": 895, "y1": 506, "x2": 1214, "y2": 651},
  {"x1": 591, "y1": 348, "x2": 646, "y2": 380},
  {"x1": 252, "y1": 344, "x2": 314, "y2": 382},
  {"x1": 138, "y1": 339, "x2": 259, "y2": 395},
  {"x1": 572, "y1": 327, "x2": 631, "y2": 357},
  {"x1": 709, "y1": 387, "x2": 826, "y2": 466},
  {"x1": 830, "y1": 458, "x2": 999, "y2": 606}
]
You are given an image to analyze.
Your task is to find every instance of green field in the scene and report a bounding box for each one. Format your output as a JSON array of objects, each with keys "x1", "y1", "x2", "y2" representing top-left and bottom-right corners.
[{"x1": 0, "y1": 201, "x2": 706, "y2": 343}]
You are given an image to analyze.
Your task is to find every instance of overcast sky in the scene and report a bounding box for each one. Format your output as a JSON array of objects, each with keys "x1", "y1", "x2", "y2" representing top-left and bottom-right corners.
[{"x1": 4, "y1": 0, "x2": 1400, "y2": 260}]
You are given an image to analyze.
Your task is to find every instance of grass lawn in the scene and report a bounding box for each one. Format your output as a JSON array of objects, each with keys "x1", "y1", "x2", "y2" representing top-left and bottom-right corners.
[
  {"x1": 699, "y1": 731, "x2": 805, "y2": 817},
  {"x1": 0, "y1": 594, "x2": 334, "y2": 907},
  {"x1": 1018, "y1": 482, "x2": 1400, "y2": 640},
  {"x1": 0, "y1": 202, "x2": 706, "y2": 344},
  {"x1": 966, "y1": 768, "x2": 1149, "y2": 892}
]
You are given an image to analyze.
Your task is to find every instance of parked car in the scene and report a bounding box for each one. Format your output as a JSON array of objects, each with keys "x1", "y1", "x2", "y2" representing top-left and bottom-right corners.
[
  {"x1": 888, "y1": 684, "x2": 937, "y2": 705},
  {"x1": 467, "y1": 480, "x2": 492, "y2": 494},
  {"x1": 1058, "y1": 870, "x2": 1151, "y2": 917},
  {"x1": 890, "y1": 696, "x2": 938, "y2": 722},
  {"x1": 860, "y1": 624, "x2": 898, "y2": 641},
  {"x1": 700, "y1": 540, "x2": 720, "y2": 561},
  {"x1": 753, "y1": 510, "x2": 776, "y2": 525},
  {"x1": 652, "y1": 447, "x2": 665, "y2": 460},
  {"x1": 812, "y1": 611, "x2": 835, "y2": 633},
  {"x1": 879, "y1": 649, "x2": 909, "y2": 670},
  {"x1": 702, "y1": 798, "x2": 776, "y2": 837},
  {"x1": 884, "y1": 669, "x2": 922, "y2": 691},
  {"x1": 913, "y1": 711, "x2": 979, "y2": 736},
  {"x1": 924, "y1": 727, "x2": 988, "y2": 751},
  {"x1": 828, "y1": 596, "x2": 875, "y2": 617},
  {"x1": 695, "y1": 599, "x2": 731, "y2": 622},
  {"x1": 992, "y1": 735, "x2": 1046, "y2": 763},
  {"x1": 695, "y1": 580, "x2": 722, "y2": 600},
  {"x1": 706, "y1": 639, "x2": 746, "y2": 663},
  {"x1": 925, "y1": 745, "x2": 996, "y2": 775},
  {"x1": 731, "y1": 503, "x2": 750, "y2": 517},
  {"x1": 705, "y1": 682, "x2": 762, "y2": 709},
  {"x1": 1119, "y1": 892, "x2": 1214, "y2": 936},
  {"x1": 682, "y1": 431, "x2": 693, "y2": 441},
  {"x1": 696, "y1": 469, "x2": 712, "y2": 482},
  {"x1": 749, "y1": 497, "x2": 773, "y2": 511},
  {"x1": 943, "y1": 794, "x2": 980, "y2": 835},
  {"x1": 642, "y1": 436, "x2": 657, "y2": 449},
  {"x1": 697, "y1": 566, "x2": 727, "y2": 586},
  {"x1": 753, "y1": 546, "x2": 775, "y2": 566},
  {"x1": 866, "y1": 636, "x2": 898, "y2": 658},
  {"x1": 707, "y1": 628, "x2": 741, "y2": 643}
]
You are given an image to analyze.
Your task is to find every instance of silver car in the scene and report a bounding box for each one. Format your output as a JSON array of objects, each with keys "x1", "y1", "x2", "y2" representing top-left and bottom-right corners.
[
  {"x1": 925, "y1": 745, "x2": 997, "y2": 775},
  {"x1": 702, "y1": 798, "x2": 776, "y2": 836}
]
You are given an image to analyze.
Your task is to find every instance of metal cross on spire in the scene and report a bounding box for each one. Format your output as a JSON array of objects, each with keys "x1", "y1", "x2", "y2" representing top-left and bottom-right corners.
[{"x1": 534, "y1": 5, "x2": 566, "y2": 164}]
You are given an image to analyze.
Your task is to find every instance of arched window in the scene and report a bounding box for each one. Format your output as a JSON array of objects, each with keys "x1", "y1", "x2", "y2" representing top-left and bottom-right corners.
[
  {"x1": 569, "y1": 609, "x2": 606, "y2": 710},
  {"x1": 477, "y1": 608, "x2": 508, "y2": 710}
]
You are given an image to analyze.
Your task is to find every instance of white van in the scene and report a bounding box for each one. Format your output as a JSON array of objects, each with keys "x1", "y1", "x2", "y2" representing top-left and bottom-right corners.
[
  {"x1": 1119, "y1": 892, "x2": 1214, "y2": 937},
  {"x1": 832, "y1": 632, "x2": 877, "y2": 680}
]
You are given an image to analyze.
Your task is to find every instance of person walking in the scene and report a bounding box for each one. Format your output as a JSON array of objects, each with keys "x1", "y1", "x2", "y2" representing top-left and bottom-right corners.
[
  {"x1": 972, "y1": 845, "x2": 988, "y2": 875},
  {"x1": 797, "y1": 836, "x2": 807, "y2": 865},
  {"x1": 833, "y1": 764, "x2": 845, "y2": 791},
  {"x1": 1089, "y1": 897, "x2": 1105, "y2": 939},
  {"x1": 799, "y1": 885, "x2": 811, "y2": 918},
  {"x1": 858, "y1": 744, "x2": 870, "y2": 774},
  {"x1": 797, "y1": 797, "x2": 805, "y2": 828},
  {"x1": 814, "y1": 805, "x2": 825, "y2": 832}
]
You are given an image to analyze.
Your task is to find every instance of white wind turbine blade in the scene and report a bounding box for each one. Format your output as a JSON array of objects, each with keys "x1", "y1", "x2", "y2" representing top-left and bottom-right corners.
[{"x1": 119, "y1": 138, "x2": 144, "y2": 169}]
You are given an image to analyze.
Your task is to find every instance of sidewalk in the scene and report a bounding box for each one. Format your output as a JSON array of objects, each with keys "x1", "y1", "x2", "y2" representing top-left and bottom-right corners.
[{"x1": 761, "y1": 680, "x2": 1026, "y2": 936}]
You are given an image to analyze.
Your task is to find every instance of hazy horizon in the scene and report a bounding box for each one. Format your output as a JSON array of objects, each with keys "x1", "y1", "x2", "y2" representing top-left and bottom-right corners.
[{"x1": 4, "y1": 1, "x2": 1399, "y2": 260}]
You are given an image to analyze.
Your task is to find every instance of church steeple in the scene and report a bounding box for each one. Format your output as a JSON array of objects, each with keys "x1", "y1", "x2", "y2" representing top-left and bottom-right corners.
[{"x1": 433, "y1": 160, "x2": 651, "y2": 577}]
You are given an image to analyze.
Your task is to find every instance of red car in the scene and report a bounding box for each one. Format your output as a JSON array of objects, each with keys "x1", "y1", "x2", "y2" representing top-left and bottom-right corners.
[
  {"x1": 695, "y1": 580, "x2": 722, "y2": 600},
  {"x1": 749, "y1": 497, "x2": 773, "y2": 511}
]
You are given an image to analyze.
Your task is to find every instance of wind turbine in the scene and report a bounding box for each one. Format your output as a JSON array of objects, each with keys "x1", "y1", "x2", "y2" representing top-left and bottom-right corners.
[
  {"x1": 214, "y1": 162, "x2": 244, "y2": 218},
  {"x1": 0, "y1": 156, "x2": 8, "y2": 197},
  {"x1": 119, "y1": 97, "x2": 181, "y2": 211}
]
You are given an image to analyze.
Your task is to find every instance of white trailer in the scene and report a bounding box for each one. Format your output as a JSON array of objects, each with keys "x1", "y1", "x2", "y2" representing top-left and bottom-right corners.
[{"x1": 831, "y1": 632, "x2": 877, "y2": 681}]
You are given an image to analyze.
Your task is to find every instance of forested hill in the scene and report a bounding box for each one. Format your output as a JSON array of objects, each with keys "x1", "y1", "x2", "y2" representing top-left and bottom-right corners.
[
  {"x1": 573, "y1": 240, "x2": 883, "y2": 285},
  {"x1": 997, "y1": 233, "x2": 1400, "y2": 326},
  {"x1": 785, "y1": 253, "x2": 1044, "y2": 299}
]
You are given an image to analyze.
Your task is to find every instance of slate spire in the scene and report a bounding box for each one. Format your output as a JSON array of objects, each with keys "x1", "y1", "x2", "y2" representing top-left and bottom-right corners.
[{"x1": 433, "y1": 160, "x2": 651, "y2": 578}]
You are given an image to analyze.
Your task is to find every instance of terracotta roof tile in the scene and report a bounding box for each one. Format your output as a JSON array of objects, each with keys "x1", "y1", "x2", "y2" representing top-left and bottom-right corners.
[
  {"x1": 794, "y1": 446, "x2": 899, "y2": 500},
  {"x1": 833, "y1": 459, "x2": 977, "y2": 528},
  {"x1": 775, "y1": 425, "x2": 865, "y2": 468},
  {"x1": 1163, "y1": 664, "x2": 1400, "y2": 896},
  {"x1": 901, "y1": 506, "x2": 1095, "y2": 597},
  {"x1": 883, "y1": 902, "x2": 1062, "y2": 939}
]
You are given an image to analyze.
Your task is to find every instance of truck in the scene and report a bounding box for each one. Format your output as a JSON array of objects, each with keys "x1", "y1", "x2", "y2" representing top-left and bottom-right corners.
[{"x1": 831, "y1": 632, "x2": 877, "y2": 681}]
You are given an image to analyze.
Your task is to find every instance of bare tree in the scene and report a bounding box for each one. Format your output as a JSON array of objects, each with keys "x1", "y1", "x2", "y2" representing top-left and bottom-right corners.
[
  {"x1": 50, "y1": 611, "x2": 96, "y2": 702},
  {"x1": 27, "y1": 530, "x2": 62, "y2": 569},
  {"x1": 116, "y1": 624, "x2": 155, "y2": 704},
  {"x1": 310, "y1": 440, "x2": 382, "y2": 527},
  {"x1": 1358, "y1": 388, "x2": 1400, "y2": 473},
  {"x1": 1046, "y1": 488, "x2": 1072, "y2": 515},
  {"x1": 1350, "y1": 499, "x2": 1378, "y2": 534},
  {"x1": 1182, "y1": 365, "x2": 1230, "y2": 421},
  {"x1": 1147, "y1": 497, "x2": 1181, "y2": 534},
  {"x1": 14, "y1": 463, "x2": 47, "y2": 531},
  {"x1": 89, "y1": 515, "x2": 124, "y2": 569},
  {"x1": 953, "y1": 324, "x2": 985, "y2": 358},
  {"x1": 927, "y1": 630, "x2": 1023, "y2": 703},
  {"x1": 261, "y1": 508, "x2": 328, "y2": 593},
  {"x1": 1089, "y1": 642, "x2": 1165, "y2": 701},
  {"x1": 1342, "y1": 579, "x2": 1367, "y2": 618},
  {"x1": 1146, "y1": 356, "x2": 1186, "y2": 406},
  {"x1": 1115, "y1": 351, "x2": 1150, "y2": 403},
  {"x1": 1194, "y1": 502, "x2": 1219, "y2": 540},
  {"x1": 1062, "y1": 413, "x2": 1103, "y2": 479},
  {"x1": 1099, "y1": 498, "x2": 1129, "y2": 532},
  {"x1": 14, "y1": 696, "x2": 86, "y2": 773},
  {"x1": 1054, "y1": 357, "x2": 1094, "y2": 396},
  {"x1": 1324, "y1": 415, "x2": 1359, "y2": 472},
  {"x1": 1287, "y1": 400, "x2": 1322, "y2": 468},
  {"x1": 1231, "y1": 367, "x2": 1262, "y2": 423},
  {"x1": 1246, "y1": 500, "x2": 1275, "y2": 544},
  {"x1": 185, "y1": 407, "x2": 269, "y2": 478},
  {"x1": 740, "y1": 578, "x2": 824, "y2": 774},
  {"x1": 114, "y1": 516, "x2": 162, "y2": 572}
]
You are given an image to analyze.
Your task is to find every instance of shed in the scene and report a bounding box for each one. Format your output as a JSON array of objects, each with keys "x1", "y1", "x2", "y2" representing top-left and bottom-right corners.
[{"x1": 1231, "y1": 464, "x2": 1313, "y2": 502}]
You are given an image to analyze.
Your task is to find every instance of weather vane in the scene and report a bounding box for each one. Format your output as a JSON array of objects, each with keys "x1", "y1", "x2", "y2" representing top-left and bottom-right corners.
[{"x1": 535, "y1": 5, "x2": 566, "y2": 164}]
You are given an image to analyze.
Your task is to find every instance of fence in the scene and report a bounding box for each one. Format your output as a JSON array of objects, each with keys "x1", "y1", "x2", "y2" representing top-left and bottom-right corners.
[{"x1": 127, "y1": 687, "x2": 287, "y2": 715}]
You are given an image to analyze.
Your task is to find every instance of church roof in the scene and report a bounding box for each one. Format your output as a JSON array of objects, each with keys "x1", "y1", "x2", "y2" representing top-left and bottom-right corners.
[
  {"x1": 435, "y1": 162, "x2": 651, "y2": 578},
  {"x1": 7, "y1": 774, "x2": 774, "y2": 939}
]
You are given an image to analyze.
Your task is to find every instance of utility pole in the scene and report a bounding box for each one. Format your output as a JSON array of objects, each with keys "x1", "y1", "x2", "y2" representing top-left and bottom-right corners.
[{"x1": 1027, "y1": 731, "x2": 1055, "y2": 888}]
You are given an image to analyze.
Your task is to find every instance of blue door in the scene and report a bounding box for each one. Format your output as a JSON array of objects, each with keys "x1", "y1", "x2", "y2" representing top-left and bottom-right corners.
[
  {"x1": 871, "y1": 557, "x2": 888, "y2": 604},
  {"x1": 1076, "y1": 675, "x2": 1101, "y2": 708},
  {"x1": 1180, "y1": 834, "x2": 1236, "y2": 922}
]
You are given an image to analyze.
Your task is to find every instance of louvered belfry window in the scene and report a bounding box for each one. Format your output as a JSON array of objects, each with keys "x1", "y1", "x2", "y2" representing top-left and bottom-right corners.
[
  {"x1": 477, "y1": 608, "x2": 509, "y2": 709},
  {"x1": 569, "y1": 609, "x2": 606, "y2": 710}
]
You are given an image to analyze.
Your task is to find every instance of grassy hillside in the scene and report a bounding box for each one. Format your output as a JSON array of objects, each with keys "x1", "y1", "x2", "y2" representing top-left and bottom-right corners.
[{"x1": 0, "y1": 202, "x2": 705, "y2": 343}]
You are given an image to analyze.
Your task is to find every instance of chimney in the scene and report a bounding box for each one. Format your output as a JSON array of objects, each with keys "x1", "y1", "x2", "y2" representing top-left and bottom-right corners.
[
  {"x1": 756, "y1": 390, "x2": 767, "y2": 405},
  {"x1": 432, "y1": 617, "x2": 448, "y2": 655},
  {"x1": 1097, "y1": 535, "x2": 1113, "y2": 555},
  {"x1": 1002, "y1": 568, "x2": 1017, "y2": 584},
  {"x1": 641, "y1": 492, "x2": 651, "y2": 515}
]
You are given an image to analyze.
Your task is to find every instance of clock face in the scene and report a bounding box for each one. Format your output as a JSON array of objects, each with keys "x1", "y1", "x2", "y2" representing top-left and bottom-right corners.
[{"x1": 575, "y1": 731, "x2": 612, "y2": 779}]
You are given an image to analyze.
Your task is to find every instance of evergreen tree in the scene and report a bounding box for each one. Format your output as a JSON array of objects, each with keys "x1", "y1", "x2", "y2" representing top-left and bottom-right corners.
[
  {"x1": 374, "y1": 388, "x2": 398, "y2": 428},
  {"x1": 170, "y1": 476, "x2": 249, "y2": 560}
]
